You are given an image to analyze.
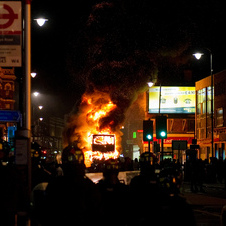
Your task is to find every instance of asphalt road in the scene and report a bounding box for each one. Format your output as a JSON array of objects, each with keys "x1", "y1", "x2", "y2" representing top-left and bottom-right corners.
[
  {"x1": 181, "y1": 182, "x2": 226, "y2": 225},
  {"x1": 87, "y1": 171, "x2": 226, "y2": 225}
]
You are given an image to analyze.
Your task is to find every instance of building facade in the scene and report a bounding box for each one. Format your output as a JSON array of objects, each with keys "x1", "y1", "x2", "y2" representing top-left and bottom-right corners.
[
  {"x1": 32, "y1": 116, "x2": 65, "y2": 161},
  {"x1": 195, "y1": 75, "x2": 212, "y2": 159},
  {"x1": 123, "y1": 86, "x2": 195, "y2": 163},
  {"x1": 0, "y1": 67, "x2": 16, "y2": 110},
  {"x1": 214, "y1": 70, "x2": 226, "y2": 159},
  {"x1": 196, "y1": 69, "x2": 226, "y2": 160},
  {"x1": 0, "y1": 67, "x2": 16, "y2": 140}
]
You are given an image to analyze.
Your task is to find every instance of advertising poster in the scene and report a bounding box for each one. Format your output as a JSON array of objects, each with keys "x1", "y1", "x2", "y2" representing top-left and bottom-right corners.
[
  {"x1": 0, "y1": 1, "x2": 22, "y2": 67},
  {"x1": 149, "y1": 86, "x2": 195, "y2": 114}
]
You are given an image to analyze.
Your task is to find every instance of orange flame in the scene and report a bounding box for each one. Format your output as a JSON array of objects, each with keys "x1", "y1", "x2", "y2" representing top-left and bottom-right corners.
[{"x1": 77, "y1": 92, "x2": 121, "y2": 167}]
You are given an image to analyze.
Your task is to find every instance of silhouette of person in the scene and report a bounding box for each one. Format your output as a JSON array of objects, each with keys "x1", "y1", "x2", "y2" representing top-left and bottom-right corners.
[
  {"x1": 98, "y1": 158, "x2": 129, "y2": 226},
  {"x1": 129, "y1": 152, "x2": 195, "y2": 226},
  {"x1": 43, "y1": 144, "x2": 101, "y2": 226}
]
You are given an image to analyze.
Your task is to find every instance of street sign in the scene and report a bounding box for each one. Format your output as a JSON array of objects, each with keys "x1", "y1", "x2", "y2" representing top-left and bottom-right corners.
[
  {"x1": 0, "y1": 1, "x2": 22, "y2": 67},
  {"x1": 0, "y1": 4, "x2": 18, "y2": 29},
  {"x1": 0, "y1": 110, "x2": 21, "y2": 122}
]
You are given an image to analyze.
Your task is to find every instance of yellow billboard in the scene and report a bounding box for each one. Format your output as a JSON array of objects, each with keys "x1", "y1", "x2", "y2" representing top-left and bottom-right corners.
[{"x1": 149, "y1": 86, "x2": 195, "y2": 114}]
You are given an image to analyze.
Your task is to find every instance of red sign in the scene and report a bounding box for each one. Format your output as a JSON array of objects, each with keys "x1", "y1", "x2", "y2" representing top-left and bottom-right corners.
[
  {"x1": 143, "y1": 136, "x2": 193, "y2": 144},
  {"x1": 0, "y1": 1, "x2": 21, "y2": 67},
  {"x1": 0, "y1": 4, "x2": 18, "y2": 29}
]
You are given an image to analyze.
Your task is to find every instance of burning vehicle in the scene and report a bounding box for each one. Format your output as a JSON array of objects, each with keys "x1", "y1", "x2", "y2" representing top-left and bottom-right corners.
[
  {"x1": 92, "y1": 134, "x2": 115, "y2": 153},
  {"x1": 64, "y1": 92, "x2": 121, "y2": 168}
]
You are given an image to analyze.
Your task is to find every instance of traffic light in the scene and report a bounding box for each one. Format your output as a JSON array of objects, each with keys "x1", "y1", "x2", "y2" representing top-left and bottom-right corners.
[
  {"x1": 143, "y1": 120, "x2": 153, "y2": 141},
  {"x1": 156, "y1": 116, "x2": 167, "y2": 139}
]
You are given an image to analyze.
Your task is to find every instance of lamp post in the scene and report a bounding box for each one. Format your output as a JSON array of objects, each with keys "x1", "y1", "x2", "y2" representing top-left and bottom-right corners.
[{"x1": 193, "y1": 49, "x2": 214, "y2": 157}]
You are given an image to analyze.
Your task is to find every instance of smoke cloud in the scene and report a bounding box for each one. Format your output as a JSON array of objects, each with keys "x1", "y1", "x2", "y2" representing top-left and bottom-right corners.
[{"x1": 63, "y1": 1, "x2": 191, "y2": 150}]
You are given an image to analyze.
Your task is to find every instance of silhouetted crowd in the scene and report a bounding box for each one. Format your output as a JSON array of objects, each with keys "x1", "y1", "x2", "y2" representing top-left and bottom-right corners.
[
  {"x1": 2, "y1": 144, "x2": 226, "y2": 226},
  {"x1": 185, "y1": 156, "x2": 226, "y2": 193},
  {"x1": 30, "y1": 147, "x2": 196, "y2": 226}
]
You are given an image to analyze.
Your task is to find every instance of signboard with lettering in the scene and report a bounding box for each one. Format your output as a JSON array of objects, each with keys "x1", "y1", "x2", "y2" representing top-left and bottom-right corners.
[
  {"x1": 0, "y1": 1, "x2": 22, "y2": 67},
  {"x1": 0, "y1": 110, "x2": 21, "y2": 122}
]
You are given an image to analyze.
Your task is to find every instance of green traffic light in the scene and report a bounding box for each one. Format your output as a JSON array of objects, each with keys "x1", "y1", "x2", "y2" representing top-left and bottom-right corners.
[
  {"x1": 156, "y1": 116, "x2": 167, "y2": 139},
  {"x1": 146, "y1": 134, "x2": 152, "y2": 140}
]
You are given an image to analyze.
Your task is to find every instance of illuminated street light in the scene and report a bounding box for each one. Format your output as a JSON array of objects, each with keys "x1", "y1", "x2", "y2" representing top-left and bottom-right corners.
[
  {"x1": 33, "y1": 92, "x2": 39, "y2": 97},
  {"x1": 193, "y1": 52, "x2": 204, "y2": 60},
  {"x1": 31, "y1": 72, "x2": 37, "y2": 78},
  {"x1": 147, "y1": 82, "x2": 154, "y2": 87},
  {"x1": 39, "y1": 117, "x2": 43, "y2": 121},
  {"x1": 34, "y1": 18, "x2": 48, "y2": 27},
  {"x1": 38, "y1": 105, "x2": 43, "y2": 110}
]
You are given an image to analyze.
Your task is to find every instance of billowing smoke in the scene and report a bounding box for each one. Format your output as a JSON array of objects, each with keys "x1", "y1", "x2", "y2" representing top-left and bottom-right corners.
[{"x1": 63, "y1": 1, "x2": 191, "y2": 154}]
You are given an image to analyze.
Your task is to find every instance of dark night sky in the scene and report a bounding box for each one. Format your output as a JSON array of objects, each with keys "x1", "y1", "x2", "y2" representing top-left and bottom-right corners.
[
  {"x1": 30, "y1": 0, "x2": 226, "y2": 118},
  {"x1": 30, "y1": 0, "x2": 95, "y2": 117}
]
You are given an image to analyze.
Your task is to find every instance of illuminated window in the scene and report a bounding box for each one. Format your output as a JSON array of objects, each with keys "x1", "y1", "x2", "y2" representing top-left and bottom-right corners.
[
  {"x1": 5, "y1": 104, "x2": 10, "y2": 109},
  {"x1": 216, "y1": 107, "x2": 223, "y2": 127},
  {"x1": 207, "y1": 86, "x2": 213, "y2": 114},
  {"x1": 197, "y1": 88, "x2": 206, "y2": 115}
]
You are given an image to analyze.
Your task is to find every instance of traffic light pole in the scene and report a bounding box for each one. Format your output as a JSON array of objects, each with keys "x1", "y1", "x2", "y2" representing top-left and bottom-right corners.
[
  {"x1": 148, "y1": 140, "x2": 151, "y2": 153},
  {"x1": 148, "y1": 141, "x2": 151, "y2": 163},
  {"x1": 161, "y1": 138, "x2": 164, "y2": 162}
]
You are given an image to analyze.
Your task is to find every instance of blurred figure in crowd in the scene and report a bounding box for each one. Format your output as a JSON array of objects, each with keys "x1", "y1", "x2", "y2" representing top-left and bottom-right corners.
[
  {"x1": 129, "y1": 152, "x2": 195, "y2": 226},
  {"x1": 98, "y1": 158, "x2": 129, "y2": 226},
  {"x1": 43, "y1": 142, "x2": 101, "y2": 226}
]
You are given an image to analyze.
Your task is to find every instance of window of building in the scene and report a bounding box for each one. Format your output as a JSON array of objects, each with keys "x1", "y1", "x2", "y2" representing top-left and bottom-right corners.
[
  {"x1": 4, "y1": 83, "x2": 12, "y2": 97},
  {"x1": 187, "y1": 119, "x2": 195, "y2": 132},
  {"x1": 216, "y1": 107, "x2": 223, "y2": 127},
  {"x1": 4, "y1": 83, "x2": 11, "y2": 90},
  {"x1": 197, "y1": 88, "x2": 206, "y2": 115},
  {"x1": 207, "y1": 86, "x2": 214, "y2": 114},
  {"x1": 5, "y1": 103, "x2": 10, "y2": 109},
  {"x1": 222, "y1": 143, "x2": 225, "y2": 159}
]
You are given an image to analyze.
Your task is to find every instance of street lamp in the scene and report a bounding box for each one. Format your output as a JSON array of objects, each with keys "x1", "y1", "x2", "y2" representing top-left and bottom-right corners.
[
  {"x1": 193, "y1": 49, "x2": 214, "y2": 157},
  {"x1": 193, "y1": 52, "x2": 203, "y2": 60},
  {"x1": 31, "y1": 72, "x2": 37, "y2": 78},
  {"x1": 34, "y1": 18, "x2": 48, "y2": 27},
  {"x1": 147, "y1": 82, "x2": 154, "y2": 87},
  {"x1": 33, "y1": 91, "x2": 39, "y2": 97}
]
